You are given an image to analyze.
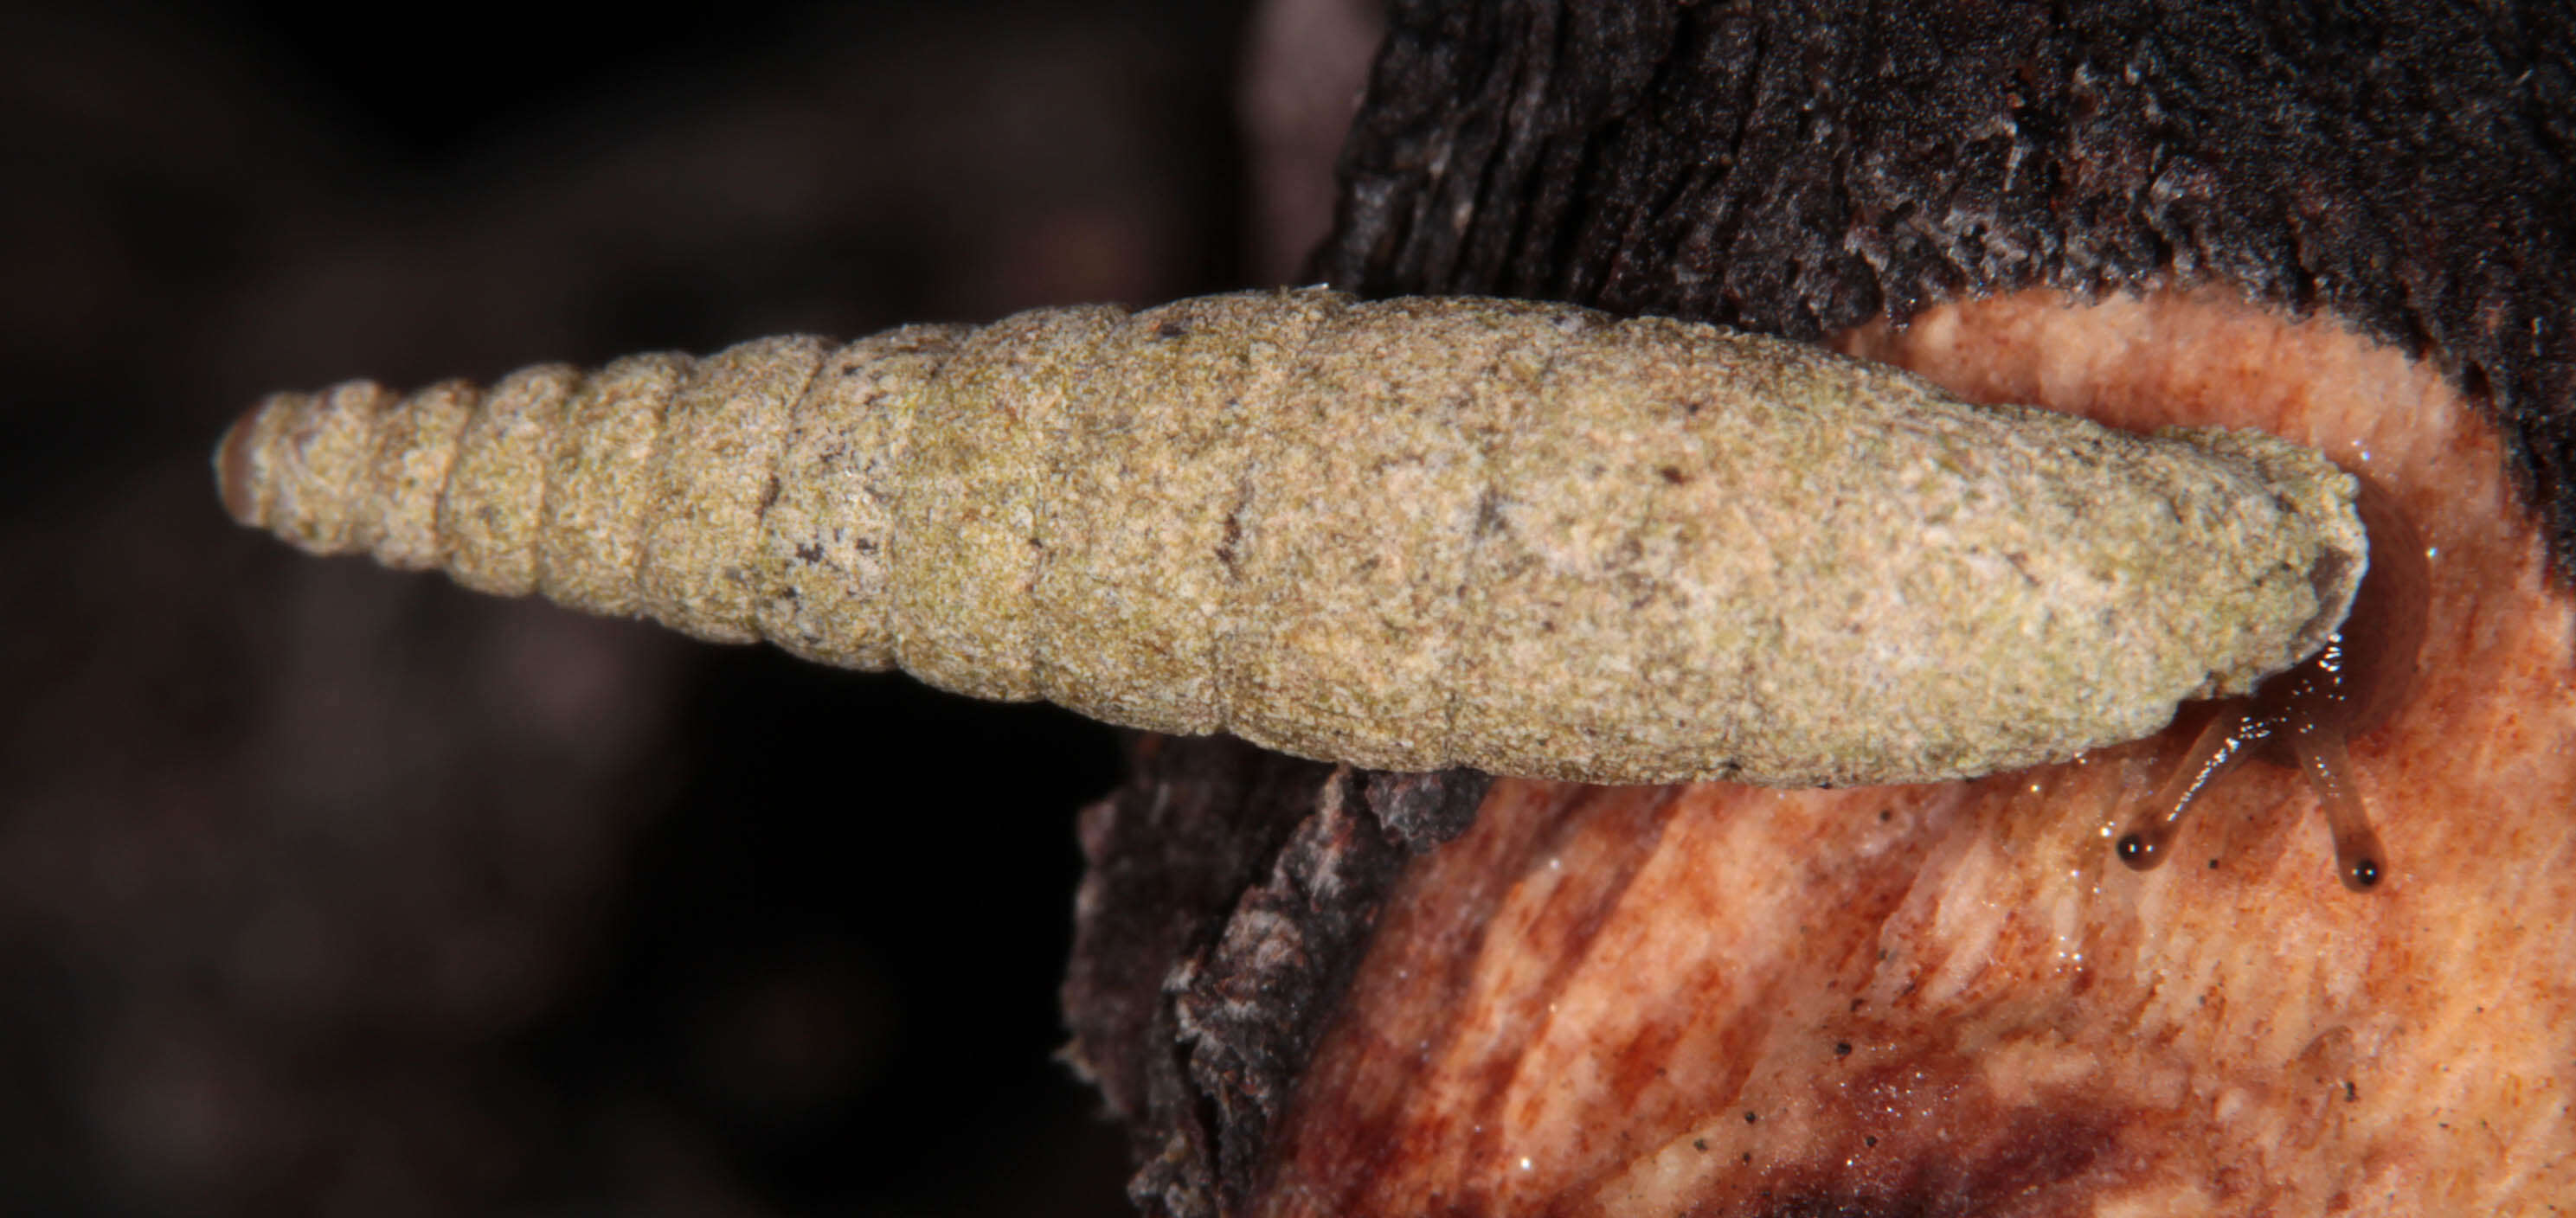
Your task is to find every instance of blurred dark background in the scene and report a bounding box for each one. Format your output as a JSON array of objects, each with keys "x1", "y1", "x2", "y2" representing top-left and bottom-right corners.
[{"x1": 0, "y1": 0, "x2": 1378, "y2": 1212}]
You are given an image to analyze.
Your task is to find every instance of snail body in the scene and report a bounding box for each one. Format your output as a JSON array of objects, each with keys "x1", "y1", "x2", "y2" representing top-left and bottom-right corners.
[
  {"x1": 218, "y1": 288, "x2": 2366, "y2": 787},
  {"x1": 2117, "y1": 481, "x2": 2427, "y2": 889}
]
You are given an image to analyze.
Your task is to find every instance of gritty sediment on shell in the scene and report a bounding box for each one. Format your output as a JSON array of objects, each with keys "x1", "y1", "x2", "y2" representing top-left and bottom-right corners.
[
  {"x1": 431, "y1": 364, "x2": 582, "y2": 598},
  {"x1": 1031, "y1": 290, "x2": 1347, "y2": 737},
  {"x1": 892, "y1": 303, "x2": 1127, "y2": 703},
  {"x1": 352, "y1": 381, "x2": 478, "y2": 571},
  {"x1": 639, "y1": 334, "x2": 832, "y2": 644},
  {"x1": 213, "y1": 288, "x2": 2367, "y2": 788},
  {"x1": 747, "y1": 323, "x2": 971, "y2": 670},
  {"x1": 535, "y1": 353, "x2": 691, "y2": 618}
]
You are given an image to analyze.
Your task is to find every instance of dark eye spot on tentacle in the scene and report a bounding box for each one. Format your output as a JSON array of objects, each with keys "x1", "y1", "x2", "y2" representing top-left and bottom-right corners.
[{"x1": 2117, "y1": 478, "x2": 2426, "y2": 891}]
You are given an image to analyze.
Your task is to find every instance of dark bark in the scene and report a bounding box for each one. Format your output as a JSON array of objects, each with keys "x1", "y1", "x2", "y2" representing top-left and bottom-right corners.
[
  {"x1": 1061, "y1": 740, "x2": 1487, "y2": 1215},
  {"x1": 1065, "y1": 3, "x2": 2573, "y2": 1214}
]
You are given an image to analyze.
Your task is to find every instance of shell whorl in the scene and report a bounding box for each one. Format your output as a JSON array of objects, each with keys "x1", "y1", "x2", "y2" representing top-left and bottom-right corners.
[
  {"x1": 217, "y1": 328, "x2": 950, "y2": 654},
  {"x1": 216, "y1": 288, "x2": 2369, "y2": 788}
]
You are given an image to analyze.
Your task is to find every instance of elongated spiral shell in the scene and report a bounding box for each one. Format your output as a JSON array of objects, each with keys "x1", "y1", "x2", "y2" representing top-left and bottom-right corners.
[{"x1": 215, "y1": 288, "x2": 2367, "y2": 786}]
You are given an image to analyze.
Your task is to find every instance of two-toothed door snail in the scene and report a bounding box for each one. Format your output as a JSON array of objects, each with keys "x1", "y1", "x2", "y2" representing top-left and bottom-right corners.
[{"x1": 215, "y1": 288, "x2": 2383, "y2": 870}]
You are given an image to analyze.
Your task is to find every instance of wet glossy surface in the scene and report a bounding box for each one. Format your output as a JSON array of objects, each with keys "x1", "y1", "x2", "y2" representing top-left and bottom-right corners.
[{"x1": 2119, "y1": 483, "x2": 2429, "y2": 890}]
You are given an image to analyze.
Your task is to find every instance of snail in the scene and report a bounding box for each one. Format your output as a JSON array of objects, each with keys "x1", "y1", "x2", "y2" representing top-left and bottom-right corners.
[
  {"x1": 2117, "y1": 479, "x2": 2427, "y2": 890},
  {"x1": 216, "y1": 287, "x2": 2367, "y2": 792}
]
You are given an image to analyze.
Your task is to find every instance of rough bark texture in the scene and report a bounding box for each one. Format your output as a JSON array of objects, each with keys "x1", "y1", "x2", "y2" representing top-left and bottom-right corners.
[
  {"x1": 1062, "y1": 1, "x2": 2575, "y2": 1214},
  {"x1": 1060, "y1": 739, "x2": 1487, "y2": 1216}
]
